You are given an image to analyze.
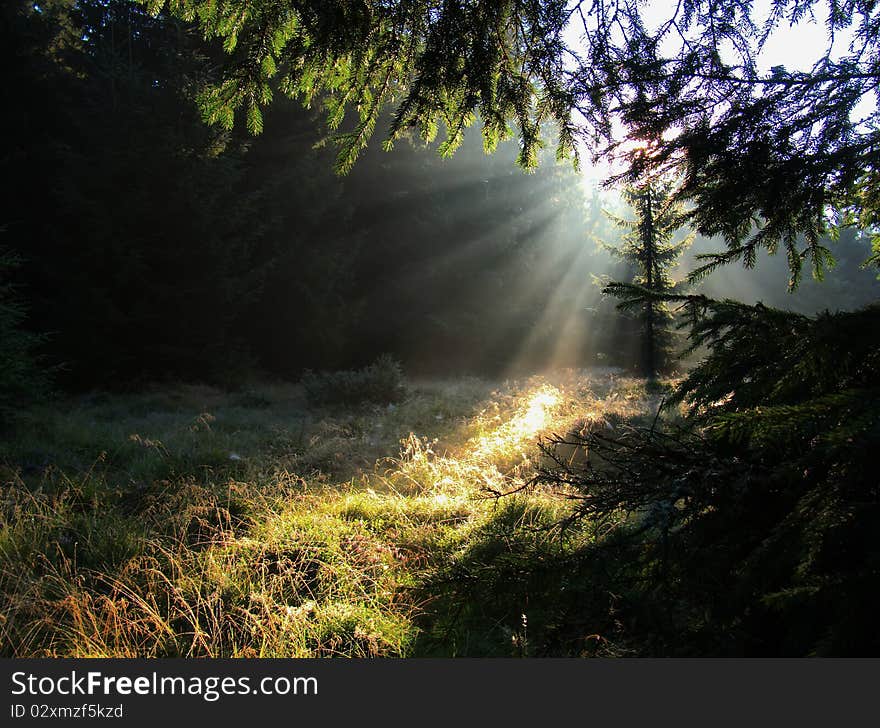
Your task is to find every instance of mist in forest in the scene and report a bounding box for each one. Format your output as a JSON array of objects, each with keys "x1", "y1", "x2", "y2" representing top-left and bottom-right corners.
[{"x1": 3, "y1": 0, "x2": 877, "y2": 391}]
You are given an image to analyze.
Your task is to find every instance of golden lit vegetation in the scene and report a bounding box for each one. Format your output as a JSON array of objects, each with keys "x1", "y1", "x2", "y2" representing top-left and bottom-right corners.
[{"x1": 0, "y1": 372, "x2": 659, "y2": 657}]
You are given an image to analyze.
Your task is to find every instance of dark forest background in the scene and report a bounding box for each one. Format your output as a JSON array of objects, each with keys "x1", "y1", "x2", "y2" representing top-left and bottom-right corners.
[{"x1": 3, "y1": 0, "x2": 878, "y2": 396}]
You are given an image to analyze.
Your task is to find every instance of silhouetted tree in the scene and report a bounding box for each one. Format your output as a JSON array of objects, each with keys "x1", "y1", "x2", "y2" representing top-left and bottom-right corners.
[
  {"x1": 603, "y1": 180, "x2": 693, "y2": 378},
  {"x1": 537, "y1": 296, "x2": 880, "y2": 655}
]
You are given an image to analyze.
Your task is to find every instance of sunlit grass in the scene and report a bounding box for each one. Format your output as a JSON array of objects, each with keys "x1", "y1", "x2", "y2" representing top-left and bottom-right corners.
[
  {"x1": 471, "y1": 386, "x2": 560, "y2": 460},
  {"x1": 0, "y1": 371, "x2": 659, "y2": 657}
]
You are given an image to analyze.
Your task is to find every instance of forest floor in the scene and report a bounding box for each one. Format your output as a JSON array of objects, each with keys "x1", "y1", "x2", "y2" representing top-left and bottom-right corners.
[{"x1": 0, "y1": 370, "x2": 663, "y2": 657}]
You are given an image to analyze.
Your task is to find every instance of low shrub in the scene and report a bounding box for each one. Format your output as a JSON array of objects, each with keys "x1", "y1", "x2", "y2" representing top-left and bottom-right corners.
[{"x1": 301, "y1": 355, "x2": 406, "y2": 407}]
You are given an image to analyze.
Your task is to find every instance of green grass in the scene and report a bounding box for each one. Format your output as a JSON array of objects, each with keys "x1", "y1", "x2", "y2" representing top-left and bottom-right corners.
[{"x1": 0, "y1": 371, "x2": 658, "y2": 657}]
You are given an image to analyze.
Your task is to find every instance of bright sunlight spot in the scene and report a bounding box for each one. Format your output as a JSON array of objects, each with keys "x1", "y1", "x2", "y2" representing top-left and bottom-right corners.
[
  {"x1": 470, "y1": 385, "x2": 561, "y2": 461},
  {"x1": 386, "y1": 382, "x2": 570, "y2": 498}
]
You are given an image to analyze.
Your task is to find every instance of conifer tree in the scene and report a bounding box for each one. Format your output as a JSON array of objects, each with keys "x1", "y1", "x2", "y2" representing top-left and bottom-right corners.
[{"x1": 602, "y1": 180, "x2": 693, "y2": 378}]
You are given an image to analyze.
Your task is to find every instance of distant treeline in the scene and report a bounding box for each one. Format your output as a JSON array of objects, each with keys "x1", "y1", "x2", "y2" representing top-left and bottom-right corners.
[
  {"x1": 2, "y1": 1, "x2": 877, "y2": 391},
  {"x1": 1, "y1": 1, "x2": 607, "y2": 388}
]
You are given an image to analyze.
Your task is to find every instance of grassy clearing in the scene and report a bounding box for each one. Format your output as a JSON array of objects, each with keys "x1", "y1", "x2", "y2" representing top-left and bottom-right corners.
[{"x1": 0, "y1": 371, "x2": 661, "y2": 657}]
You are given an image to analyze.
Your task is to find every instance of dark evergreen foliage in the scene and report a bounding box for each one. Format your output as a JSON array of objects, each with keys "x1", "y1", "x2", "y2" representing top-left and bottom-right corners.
[
  {"x1": 2, "y1": 0, "x2": 266, "y2": 385},
  {"x1": 155, "y1": 0, "x2": 880, "y2": 283},
  {"x1": 538, "y1": 298, "x2": 880, "y2": 654},
  {"x1": 602, "y1": 180, "x2": 693, "y2": 377},
  {"x1": 0, "y1": 247, "x2": 48, "y2": 418},
  {"x1": 2, "y1": 1, "x2": 610, "y2": 387}
]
